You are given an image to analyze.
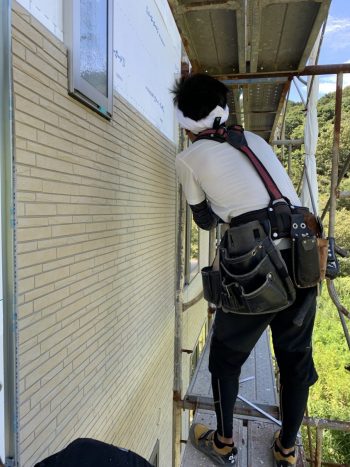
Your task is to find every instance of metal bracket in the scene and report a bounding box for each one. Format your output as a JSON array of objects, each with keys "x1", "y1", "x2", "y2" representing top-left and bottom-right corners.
[
  {"x1": 239, "y1": 376, "x2": 255, "y2": 384},
  {"x1": 237, "y1": 394, "x2": 282, "y2": 426},
  {"x1": 237, "y1": 376, "x2": 282, "y2": 425}
]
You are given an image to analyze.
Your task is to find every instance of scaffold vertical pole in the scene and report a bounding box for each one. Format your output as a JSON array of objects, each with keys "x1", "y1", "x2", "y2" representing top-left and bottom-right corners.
[
  {"x1": 325, "y1": 73, "x2": 350, "y2": 349},
  {"x1": 173, "y1": 126, "x2": 187, "y2": 467},
  {"x1": 305, "y1": 407, "x2": 314, "y2": 465},
  {"x1": 314, "y1": 426, "x2": 323, "y2": 467},
  {"x1": 328, "y1": 72, "x2": 342, "y2": 238}
]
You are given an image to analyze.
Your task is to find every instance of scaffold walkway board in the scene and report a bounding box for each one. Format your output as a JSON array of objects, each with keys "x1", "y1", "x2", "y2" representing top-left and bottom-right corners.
[
  {"x1": 181, "y1": 330, "x2": 306, "y2": 466},
  {"x1": 181, "y1": 410, "x2": 279, "y2": 467},
  {"x1": 181, "y1": 410, "x2": 306, "y2": 467},
  {"x1": 183, "y1": 330, "x2": 279, "y2": 417}
]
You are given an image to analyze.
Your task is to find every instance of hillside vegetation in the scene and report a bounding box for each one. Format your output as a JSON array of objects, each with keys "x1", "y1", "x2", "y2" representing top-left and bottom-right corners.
[{"x1": 283, "y1": 87, "x2": 350, "y2": 463}]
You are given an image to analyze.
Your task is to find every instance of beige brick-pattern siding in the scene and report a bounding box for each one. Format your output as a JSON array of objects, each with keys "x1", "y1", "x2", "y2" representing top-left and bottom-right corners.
[{"x1": 12, "y1": 2, "x2": 176, "y2": 465}]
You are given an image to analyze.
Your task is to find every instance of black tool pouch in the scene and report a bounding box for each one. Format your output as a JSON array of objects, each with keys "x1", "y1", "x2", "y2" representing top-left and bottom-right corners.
[
  {"x1": 201, "y1": 266, "x2": 221, "y2": 306},
  {"x1": 292, "y1": 236, "x2": 320, "y2": 287},
  {"x1": 218, "y1": 220, "x2": 295, "y2": 315},
  {"x1": 290, "y1": 212, "x2": 321, "y2": 288},
  {"x1": 267, "y1": 198, "x2": 292, "y2": 238}
]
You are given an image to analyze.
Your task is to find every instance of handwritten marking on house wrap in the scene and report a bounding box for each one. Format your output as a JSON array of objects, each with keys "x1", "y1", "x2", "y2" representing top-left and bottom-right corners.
[{"x1": 146, "y1": 5, "x2": 165, "y2": 47}]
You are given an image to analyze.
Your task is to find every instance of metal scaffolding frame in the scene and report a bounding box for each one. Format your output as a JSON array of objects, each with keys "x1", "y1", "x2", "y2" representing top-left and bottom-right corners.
[
  {"x1": 0, "y1": 1, "x2": 17, "y2": 466},
  {"x1": 173, "y1": 64, "x2": 350, "y2": 466}
]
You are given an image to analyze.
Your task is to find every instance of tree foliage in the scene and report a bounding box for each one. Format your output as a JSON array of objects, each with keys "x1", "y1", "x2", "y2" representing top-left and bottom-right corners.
[
  {"x1": 303, "y1": 280, "x2": 350, "y2": 464},
  {"x1": 285, "y1": 87, "x2": 350, "y2": 183},
  {"x1": 285, "y1": 87, "x2": 350, "y2": 255},
  {"x1": 284, "y1": 87, "x2": 350, "y2": 463}
]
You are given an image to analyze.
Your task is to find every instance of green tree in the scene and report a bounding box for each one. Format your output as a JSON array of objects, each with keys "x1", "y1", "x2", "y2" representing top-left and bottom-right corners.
[
  {"x1": 284, "y1": 101, "x2": 305, "y2": 140},
  {"x1": 316, "y1": 87, "x2": 350, "y2": 182},
  {"x1": 304, "y1": 280, "x2": 350, "y2": 463},
  {"x1": 284, "y1": 87, "x2": 350, "y2": 463},
  {"x1": 284, "y1": 87, "x2": 350, "y2": 186}
]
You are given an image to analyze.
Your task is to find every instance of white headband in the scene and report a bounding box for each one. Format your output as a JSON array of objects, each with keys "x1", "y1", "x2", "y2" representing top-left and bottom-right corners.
[{"x1": 176, "y1": 105, "x2": 229, "y2": 134}]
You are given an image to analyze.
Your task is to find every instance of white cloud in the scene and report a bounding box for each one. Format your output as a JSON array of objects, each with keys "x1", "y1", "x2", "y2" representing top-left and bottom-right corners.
[
  {"x1": 324, "y1": 15, "x2": 350, "y2": 50},
  {"x1": 325, "y1": 16, "x2": 350, "y2": 34},
  {"x1": 319, "y1": 72, "x2": 350, "y2": 96},
  {"x1": 290, "y1": 73, "x2": 350, "y2": 102}
]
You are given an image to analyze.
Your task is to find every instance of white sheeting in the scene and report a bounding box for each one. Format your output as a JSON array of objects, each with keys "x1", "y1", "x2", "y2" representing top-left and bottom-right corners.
[
  {"x1": 300, "y1": 75, "x2": 319, "y2": 213},
  {"x1": 300, "y1": 34, "x2": 321, "y2": 213}
]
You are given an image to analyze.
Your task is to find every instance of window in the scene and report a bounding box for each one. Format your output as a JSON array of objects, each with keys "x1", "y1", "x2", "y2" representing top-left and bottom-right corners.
[
  {"x1": 64, "y1": 0, "x2": 113, "y2": 118},
  {"x1": 188, "y1": 322, "x2": 209, "y2": 428},
  {"x1": 185, "y1": 206, "x2": 199, "y2": 284},
  {"x1": 189, "y1": 321, "x2": 208, "y2": 379}
]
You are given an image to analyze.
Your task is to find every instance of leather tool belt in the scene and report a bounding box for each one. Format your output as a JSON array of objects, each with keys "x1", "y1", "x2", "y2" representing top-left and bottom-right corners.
[
  {"x1": 202, "y1": 205, "x2": 328, "y2": 315},
  {"x1": 196, "y1": 124, "x2": 335, "y2": 314},
  {"x1": 230, "y1": 201, "x2": 320, "y2": 239},
  {"x1": 231, "y1": 201, "x2": 328, "y2": 288},
  {"x1": 202, "y1": 219, "x2": 296, "y2": 315}
]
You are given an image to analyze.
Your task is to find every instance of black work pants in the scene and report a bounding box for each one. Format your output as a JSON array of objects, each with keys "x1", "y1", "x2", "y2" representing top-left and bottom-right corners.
[{"x1": 209, "y1": 283, "x2": 318, "y2": 448}]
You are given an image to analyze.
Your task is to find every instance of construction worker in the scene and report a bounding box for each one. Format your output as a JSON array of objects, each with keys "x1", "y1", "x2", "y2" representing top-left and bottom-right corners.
[{"x1": 172, "y1": 73, "x2": 318, "y2": 466}]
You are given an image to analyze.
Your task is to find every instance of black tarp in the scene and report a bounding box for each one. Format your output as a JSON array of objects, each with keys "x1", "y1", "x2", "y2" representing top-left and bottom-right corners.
[{"x1": 34, "y1": 438, "x2": 153, "y2": 467}]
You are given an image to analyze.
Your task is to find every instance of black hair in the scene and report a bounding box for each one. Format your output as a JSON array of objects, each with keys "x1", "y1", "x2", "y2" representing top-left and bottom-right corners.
[{"x1": 171, "y1": 73, "x2": 229, "y2": 121}]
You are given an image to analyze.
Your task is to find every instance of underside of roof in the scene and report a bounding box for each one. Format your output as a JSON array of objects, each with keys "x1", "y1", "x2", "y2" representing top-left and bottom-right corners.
[{"x1": 168, "y1": 0, "x2": 332, "y2": 141}]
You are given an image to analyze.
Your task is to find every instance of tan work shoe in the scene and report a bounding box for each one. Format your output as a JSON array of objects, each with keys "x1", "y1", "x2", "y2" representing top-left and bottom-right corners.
[
  {"x1": 189, "y1": 423, "x2": 237, "y2": 465},
  {"x1": 272, "y1": 430, "x2": 297, "y2": 466}
]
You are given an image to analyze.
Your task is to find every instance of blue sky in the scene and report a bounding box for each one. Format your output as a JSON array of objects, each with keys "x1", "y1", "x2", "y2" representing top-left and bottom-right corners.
[{"x1": 290, "y1": 0, "x2": 350, "y2": 101}]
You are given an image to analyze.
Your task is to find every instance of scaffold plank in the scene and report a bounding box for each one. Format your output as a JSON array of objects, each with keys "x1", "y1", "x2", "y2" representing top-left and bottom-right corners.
[
  {"x1": 181, "y1": 410, "x2": 246, "y2": 467},
  {"x1": 181, "y1": 329, "x2": 296, "y2": 466},
  {"x1": 185, "y1": 330, "x2": 277, "y2": 406},
  {"x1": 247, "y1": 419, "x2": 276, "y2": 465}
]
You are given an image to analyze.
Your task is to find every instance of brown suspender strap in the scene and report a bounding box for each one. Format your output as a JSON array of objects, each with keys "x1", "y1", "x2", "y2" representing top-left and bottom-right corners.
[
  {"x1": 195, "y1": 124, "x2": 284, "y2": 202},
  {"x1": 225, "y1": 125, "x2": 283, "y2": 201},
  {"x1": 236, "y1": 144, "x2": 283, "y2": 200}
]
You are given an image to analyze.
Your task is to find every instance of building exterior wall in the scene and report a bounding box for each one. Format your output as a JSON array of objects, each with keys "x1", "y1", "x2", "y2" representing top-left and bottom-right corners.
[
  {"x1": 180, "y1": 298, "x2": 210, "y2": 445},
  {"x1": 174, "y1": 226, "x2": 213, "y2": 453},
  {"x1": 15, "y1": 0, "x2": 63, "y2": 40},
  {"x1": 182, "y1": 300, "x2": 209, "y2": 392},
  {"x1": 12, "y1": 1, "x2": 177, "y2": 465}
]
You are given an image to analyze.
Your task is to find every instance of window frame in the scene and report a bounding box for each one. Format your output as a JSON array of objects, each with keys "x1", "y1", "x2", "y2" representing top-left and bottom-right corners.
[
  {"x1": 184, "y1": 205, "x2": 200, "y2": 285},
  {"x1": 64, "y1": 0, "x2": 113, "y2": 118},
  {"x1": 189, "y1": 321, "x2": 208, "y2": 379}
]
